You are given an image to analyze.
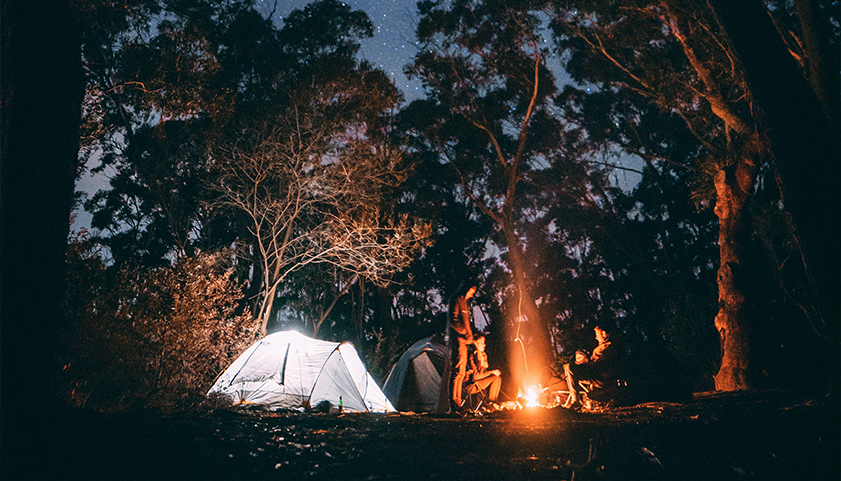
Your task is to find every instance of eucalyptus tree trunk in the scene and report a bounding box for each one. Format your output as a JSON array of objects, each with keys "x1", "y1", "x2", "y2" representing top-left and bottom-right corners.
[
  {"x1": 663, "y1": 3, "x2": 765, "y2": 390},
  {"x1": 712, "y1": 155, "x2": 759, "y2": 391},
  {"x1": 502, "y1": 220, "x2": 552, "y2": 387},
  {"x1": 1, "y1": 0, "x2": 83, "y2": 476},
  {"x1": 709, "y1": 0, "x2": 841, "y2": 337}
]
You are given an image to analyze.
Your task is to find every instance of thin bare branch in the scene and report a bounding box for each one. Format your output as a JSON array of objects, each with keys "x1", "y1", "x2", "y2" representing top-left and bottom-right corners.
[{"x1": 208, "y1": 98, "x2": 428, "y2": 336}]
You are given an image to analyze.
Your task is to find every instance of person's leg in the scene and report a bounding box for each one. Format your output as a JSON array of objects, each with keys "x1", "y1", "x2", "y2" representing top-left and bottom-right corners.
[
  {"x1": 563, "y1": 363, "x2": 579, "y2": 407},
  {"x1": 488, "y1": 375, "x2": 501, "y2": 401},
  {"x1": 446, "y1": 343, "x2": 458, "y2": 411},
  {"x1": 451, "y1": 337, "x2": 469, "y2": 408},
  {"x1": 468, "y1": 374, "x2": 493, "y2": 394}
]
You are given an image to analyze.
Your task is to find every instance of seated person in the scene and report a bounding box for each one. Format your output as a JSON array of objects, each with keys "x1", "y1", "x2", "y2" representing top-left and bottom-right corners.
[
  {"x1": 541, "y1": 349, "x2": 589, "y2": 395},
  {"x1": 562, "y1": 323, "x2": 624, "y2": 408},
  {"x1": 464, "y1": 336, "x2": 502, "y2": 403}
]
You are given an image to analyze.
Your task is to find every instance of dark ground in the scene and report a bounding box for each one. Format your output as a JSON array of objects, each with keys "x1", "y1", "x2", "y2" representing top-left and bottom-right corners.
[{"x1": 5, "y1": 390, "x2": 839, "y2": 481}]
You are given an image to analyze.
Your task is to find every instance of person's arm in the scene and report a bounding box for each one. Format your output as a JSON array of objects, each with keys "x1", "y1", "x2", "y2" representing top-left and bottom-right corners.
[
  {"x1": 463, "y1": 297, "x2": 474, "y2": 341},
  {"x1": 590, "y1": 342, "x2": 621, "y2": 378}
]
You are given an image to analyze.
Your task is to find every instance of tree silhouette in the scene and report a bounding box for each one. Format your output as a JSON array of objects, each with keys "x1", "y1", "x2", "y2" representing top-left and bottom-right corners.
[
  {"x1": 709, "y1": 0, "x2": 840, "y2": 345},
  {"x1": 1, "y1": 0, "x2": 84, "y2": 474},
  {"x1": 405, "y1": 0, "x2": 616, "y2": 386}
]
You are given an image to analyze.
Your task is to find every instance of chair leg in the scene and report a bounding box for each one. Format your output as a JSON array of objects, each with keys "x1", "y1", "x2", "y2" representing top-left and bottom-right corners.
[
  {"x1": 474, "y1": 391, "x2": 487, "y2": 412},
  {"x1": 461, "y1": 392, "x2": 474, "y2": 412},
  {"x1": 578, "y1": 381, "x2": 593, "y2": 410},
  {"x1": 559, "y1": 387, "x2": 591, "y2": 409}
]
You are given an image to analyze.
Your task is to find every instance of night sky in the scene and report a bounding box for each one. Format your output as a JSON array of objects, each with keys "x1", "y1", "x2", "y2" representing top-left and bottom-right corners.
[{"x1": 257, "y1": 0, "x2": 424, "y2": 101}]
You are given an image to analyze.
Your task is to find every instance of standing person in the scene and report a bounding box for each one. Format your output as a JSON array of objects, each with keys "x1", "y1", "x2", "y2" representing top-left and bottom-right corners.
[{"x1": 447, "y1": 282, "x2": 477, "y2": 413}]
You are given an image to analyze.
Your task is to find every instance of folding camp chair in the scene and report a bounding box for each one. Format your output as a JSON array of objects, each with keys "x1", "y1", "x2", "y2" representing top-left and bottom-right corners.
[
  {"x1": 544, "y1": 371, "x2": 595, "y2": 410},
  {"x1": 461, "y1": 384, "x2": 487, "y2": 413},
  {"x1": 558, "y1": 378, "x2": 636, "y2": 409},
  {"x1": 461, "y1": 372, "x2": 502, "y2": 412}
]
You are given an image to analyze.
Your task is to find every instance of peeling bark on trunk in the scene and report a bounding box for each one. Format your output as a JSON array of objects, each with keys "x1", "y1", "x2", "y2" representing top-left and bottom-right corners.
[
  {"x1": 709, "y1": 0, "x2": 841, "y2": 344},
  {"x1": 712, "y1": 156, "x2": 758, "y2": 391}
]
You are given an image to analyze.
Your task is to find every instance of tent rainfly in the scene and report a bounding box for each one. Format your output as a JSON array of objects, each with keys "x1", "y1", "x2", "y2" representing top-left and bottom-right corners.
[
  {"x1": 381, "y1": 336, "x2": 447, "y2": 413},
  {"x1": 207, "y1": 330, "x2": 394, "y2": 412}
]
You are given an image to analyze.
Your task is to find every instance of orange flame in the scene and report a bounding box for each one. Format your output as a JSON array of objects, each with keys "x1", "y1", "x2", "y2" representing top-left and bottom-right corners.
[
  {"x1": 516, "y1": 384, "x2": 545, "y2": 409},
  {"x1": 524, "y1": 385, "x2": 540, "y2": 408}
]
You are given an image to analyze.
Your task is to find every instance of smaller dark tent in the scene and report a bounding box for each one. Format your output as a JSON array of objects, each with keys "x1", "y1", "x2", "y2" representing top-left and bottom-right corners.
[{"x1": 382, "y1": 336, "x2": 447, "y2": 412}]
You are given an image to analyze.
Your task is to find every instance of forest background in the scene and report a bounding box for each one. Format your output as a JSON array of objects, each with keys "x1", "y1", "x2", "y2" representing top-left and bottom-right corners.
[{"x1": 2, "y1": 0, "x2": 838, "y2": 414}]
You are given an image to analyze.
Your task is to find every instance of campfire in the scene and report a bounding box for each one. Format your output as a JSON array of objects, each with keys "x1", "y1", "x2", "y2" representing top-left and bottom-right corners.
[{"x1": 513, "y1": 384, "x2": 564, "y2": 410}]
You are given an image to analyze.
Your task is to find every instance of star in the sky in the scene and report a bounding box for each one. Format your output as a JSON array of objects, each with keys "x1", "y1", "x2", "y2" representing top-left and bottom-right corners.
[{"x1": 258, "y1": 0, "x2": 424, "y2": 101}]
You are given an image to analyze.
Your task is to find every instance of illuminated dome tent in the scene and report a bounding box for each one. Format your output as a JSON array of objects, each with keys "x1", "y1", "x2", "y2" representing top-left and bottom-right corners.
[{"x1": 208, "y1": 330, "x2": 394, "y2": 412}]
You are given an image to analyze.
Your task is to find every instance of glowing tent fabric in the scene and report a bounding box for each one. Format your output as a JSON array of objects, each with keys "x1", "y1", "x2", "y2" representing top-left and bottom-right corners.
[{"x1": 207, "y1": 331, "x2": 394, "y2": 412}]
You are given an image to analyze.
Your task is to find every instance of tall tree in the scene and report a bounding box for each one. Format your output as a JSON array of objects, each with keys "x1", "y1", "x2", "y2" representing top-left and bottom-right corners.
[
  {"x1": 548, "y1": 0, "x2": 784, "y2": 390},
  {"x1": 203, "y1": 0, "x2": 430, "y2": 338},
  {"x1": 1, "y1": 0, "x2": 83, "y2": 475},
  {"x1": 406, "y1": 0, "x2": 605, "y2": 386},
  {"x1": 708, "y1": 0, "x2": 841, "y2": 347},
  {"x1": 80, "y1": 0, "x2": 245, "y2": 264},
  {"x1": 78, "y1": 0, "x2": 429, "y2": 342}
]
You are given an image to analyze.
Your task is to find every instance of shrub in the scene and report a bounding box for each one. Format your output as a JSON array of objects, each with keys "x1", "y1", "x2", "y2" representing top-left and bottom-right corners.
[{"x1": 61, "y1": 235, "x2": 257, "y2": 412}]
